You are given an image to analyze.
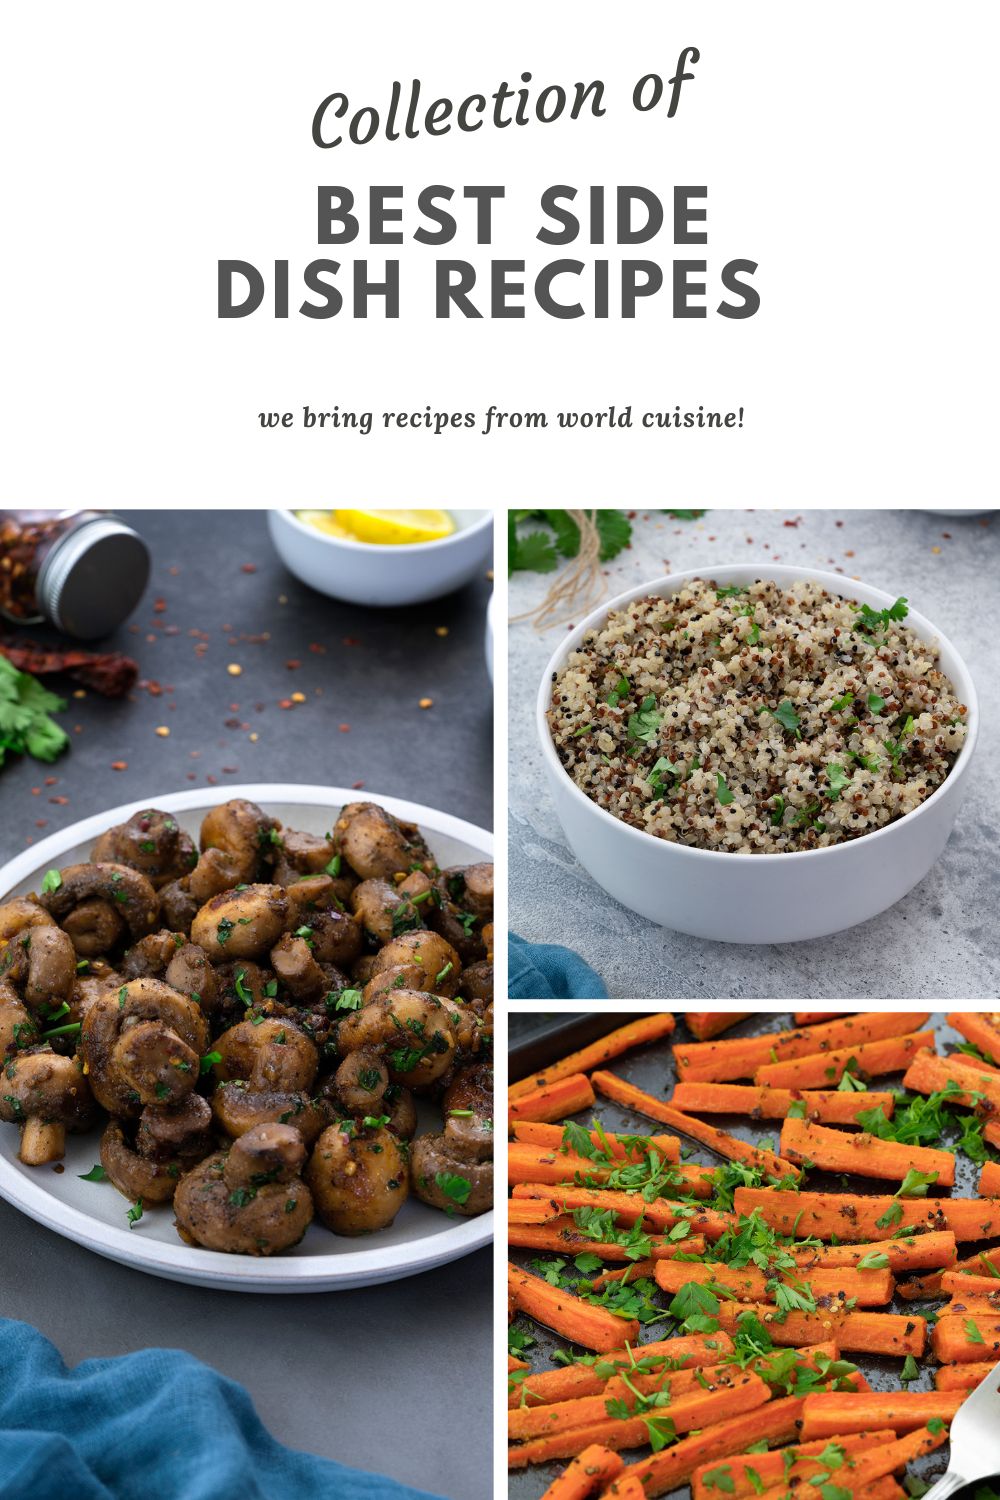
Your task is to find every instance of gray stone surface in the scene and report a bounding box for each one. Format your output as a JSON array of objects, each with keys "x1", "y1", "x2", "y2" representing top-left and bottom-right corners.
[
  {"x1": 0, "y1": 509, "x2": 493, "y2": 1500},
  {"x1": 509, "y1": 508, "x2": 998, "y2": 1000}
]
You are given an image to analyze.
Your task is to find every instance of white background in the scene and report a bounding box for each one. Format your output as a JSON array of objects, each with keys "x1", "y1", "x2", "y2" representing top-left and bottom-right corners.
[{"x1": 1, "y1": 1, "x2": 997, "y2": 505}]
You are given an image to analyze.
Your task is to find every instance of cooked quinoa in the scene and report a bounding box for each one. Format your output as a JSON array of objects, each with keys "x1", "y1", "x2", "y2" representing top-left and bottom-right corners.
[{"x1": 547, "y1": 579, "x2": 968, "y2": 853}]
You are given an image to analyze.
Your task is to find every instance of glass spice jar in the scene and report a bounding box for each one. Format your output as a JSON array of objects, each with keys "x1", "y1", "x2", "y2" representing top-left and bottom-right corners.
[{"x1": 0, "y1": 510, "x2": 150, "y2": 640}]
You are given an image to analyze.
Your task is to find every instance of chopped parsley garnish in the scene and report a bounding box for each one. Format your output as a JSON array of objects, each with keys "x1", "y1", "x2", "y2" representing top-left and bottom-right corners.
[
  {"x1": 40, "y1": 869, "x2": 62, "y2": 894},
  {"x1": 772, "y1": 700, "x2": 801, "y2": 738},
  {"x1": 434, "y1": 1172, "x2": 472, "y2": 1207},
  {"x1": 79, "y1": 1164, "x2": 108, "y2": 1182},
  {"x1": 716, "y1": 773, "x2": 735, "y2": 806},
  {"x1": 324, "y1": 854, "x2": 342, "y2": 877},
  {"x1": 824, "y1": 762, "x2": 851, "y2": 801},
  {"x1": 216, "y1": 917, "x2": 234, "y2": 946},
  {"x1": 200, "y1": 1051, "x2": 222, "y2": 1075},
  {"x1": 333, "y1": 988, "x2": 364, "y2": 1011},
  {"x1": 627, "y1": 696, "x2": 662, "y2": 747},
  {"x1": 607, "y1": 675, "x2": 631, "y2": 707},
  {"x1": 127, "y1": 1199, "x2": 144, "y2": 1229}
]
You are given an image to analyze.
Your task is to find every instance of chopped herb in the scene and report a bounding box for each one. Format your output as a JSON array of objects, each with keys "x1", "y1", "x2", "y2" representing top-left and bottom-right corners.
[
  {"x1": 867, "y1": 692, "x2": 886, "y2": 714},
  {"x1": 607, "y1": 676, "x2": 631, "y2": 707},
  {"x1": 857, "y1": 1252, "x2": 890, "y2": 1270},
  {"x1": 333, "y1": 988, "x2": 364, "y2": 1011},
  {"x1": 79, "y1": 1164, "x2": 107, "y2": 1182},
  {"x1": 965, "y1": 1319, "x2": 985, "y2": 1345},
  {"x1": 40, "y1": 869, "x2": 62, "y2": 894},
  {"x1": 895, "y1": 1168, "x2": 939, "y2": 1198},
  {"x1": 324, "y1": 854, "x2": 342, "y2": 876},
  {"x1": 716, "y1": 773, "x2": 735, "y2": 806},
  {"x1": 127, "y1": 1199, "x2": 144, "y2": 1229},
  {"x1": 434, "y1": 1172, "x2": 472, "y2": 1207},
  {"x1": 200, "y1": 1051, "x2": 222, "y2": 1075},
  {"x1": 772, "y1": 700, "x2": 801, "y2": 738},
  {"x1": 216, "y1": 917, "x2": 234, "y2": 946},
  {"x1": 627, "y1": 696, "x2": 662, "y2": 747}
]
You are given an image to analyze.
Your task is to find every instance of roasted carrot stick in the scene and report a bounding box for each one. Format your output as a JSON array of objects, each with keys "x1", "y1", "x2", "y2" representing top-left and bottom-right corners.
[
  {"x1": 590, "y1": 1259, "x2": 658, "y2": 1288},
  {"x1": 509, "y1": 1198, "x2": 562, "y2": 1226},
  {"x1": 755, "y1": 1031, "x2": 935, "y2": 1089},
  {"x1": 791, "y1": 1230, "x2": 955, "y2": 1275},
  {"x1": 794, "y1": 1013, "x2": 850, "y2": 1025},
  {"x1": 509, "y1": 1354, "x2": 530, "y2": 1372},
  {"x1": 509, "y1": 1073, "x2": 596, "y2": 1125},
  {"x1": 608, "y1": 1395, "x2": 810, "y2": 1498},
  {"x1": 690, "y1": 1430, "x2": 896, "y2": 1500},
  {"x1": 507, "y1": 1370, "x2": 771, "y2": 1466},
  {"x1": 935, "y1": 1361, "x2": 994, "y2": 1391},
  {"x1": 508, "y1": 1262, "x2": 640, "y2": 1351},
  {"x1": 734, "y1": 1186, "x2": 1000, "y2": 1243},
  {"x1": 987, "y1": 1122, "x2": 1000, "y2": 1151},
  {"x1": 509, "y1": 1360, "x2": 739, "y2": 1441},
  {"x1": 779, "y1": 1116, "x2": 956, "y2": 1187},
  {"x1": 674, "y1": 1013, "x2": 931, "y2": 1084},
  {"x1": 946, "y1": 1012, "x2": 1000, "y2": 1066},
  {"x1": 980, "y1": 1161, "x2": 1000, "y2": 1197},
  {"x1": 603, "y1": 1478, "x2": 645, "y2": 1500},
  {"x1": 941, "y1": 1295, "x2": 1000, "y2": 1318},
  {"x1": 512, "y1": 1182, "x2": 735, "y2": 1240},
  {"x1": 506, "y1": 1332, "x2": 734, "y2": 1410},
  {"x1": 896, "y1": 1272, "x2": 946, "y2": 1301},
  {"x1": 509, "y1": 1016, "x2": 676, "y2": 1102},
  {"x1": 754, "y1": 1423, "x2": 948, "y2": 1500},
  {"x1": 652, "y1": 1258, "x2": 894, "y2": 1307},
  {"x1": 511, "y1": 1120, "x2": 681, "y2": 1163},
  {"x1": 714, "y1": 1301, "x2": 926, "y2": 1356},
  {"x1": 671, "y1": 1081, "x2": 897, "y2": 1125},
  {"x1": 799, "y1": 1390, "x2": 964, "y2": 1437},
  {"x1": 590, "y1": 1072, "x2": 796, "y2": 1179},
  {"x1": 537, "y1": 1443, "x2": 624, "y2": 1500},
  {"x1": 940, "y1": 1270, "x2": 1000, "y2": 1296},
  {"x1": 933, "y1": 1314, "x2": 1000, "y2": 1361},
  {"x1": 508, "y1": 1216, "x2": 706, "y2": 1263},
  {"x1": 902, "y1": 1048, "x2": 1000, "y2": 1111},
  {"x1": 686, "y1": 1012, "x2": 753, "y2": 1040},
  {"x1": 507, "y1": 1142, "x2": 713, "y2": 1196}
]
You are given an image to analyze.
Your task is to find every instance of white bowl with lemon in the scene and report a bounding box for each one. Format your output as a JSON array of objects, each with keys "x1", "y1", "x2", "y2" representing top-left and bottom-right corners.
[{"x1": 268, "y1": 509, "x2": 493, "y2": 608}]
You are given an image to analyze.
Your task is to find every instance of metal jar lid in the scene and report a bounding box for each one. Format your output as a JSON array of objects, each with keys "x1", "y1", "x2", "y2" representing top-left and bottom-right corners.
[{"x1": 36, "y1": 516, "x2": 150, "y2": 640}]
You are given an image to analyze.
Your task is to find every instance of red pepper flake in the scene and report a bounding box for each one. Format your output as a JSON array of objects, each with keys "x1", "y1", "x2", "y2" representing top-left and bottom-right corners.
[
  {"x1": 188, "y1": 629, "x2": 201, "y2": 638},
  {"x1": 222, "y1": 766, "x2": 238, "y2": 774},
  {"x1": 783, "y1": 519, "x2": 800, "y2": 528},
  {"x1": 30, "y1": 787, "x2": 40, "y2": 796},
  {"x1": 168, "y1": 565, "x2": 181, "y2": 576},
  {"x1": 224, "y1": 718, "x2": 242, "y2": 730},
  {"x1": 49, "y1": 795, "x2": 69, "y2": 805},
  {"x1": 286, "y1": 660, "x2": 301, "y2": 670},
  {"x1": 190, "y1": 750, "x2": 201, "y2": 759},
  {"x1": 128, "y1": 624, "x2": 140, "y2": 634},
  {"x1": 308, "y1": 643, "x2": 326, "y2": 655},
  {"x1": 44, "y1": 776, "x2": 57, "y2": 786},
  {"x1": 221, "y1": 623, "x2": 232, "y2": 632},
  {"x1": 241, "y1": 563, "x2": 257, "y2": 574},
  {"x1": 339, "y1": 723, "x2": 350, "y2": 733},
  {"x1": 164, "y1": 625, "x2": 180, "y2": 637},
  {"x1": 278, "y1": 698, "x2": 293, "y2": 710},
  {"x1": 206, "y1": 774, "x2": 218, "y2": 785},
  {"x1": 835, "y1": 519, "x2": 844, "y2": 527},
  {"x1": 111, "y1": 761, "x2": 128, "y2": 771},
  {"x1": 941, "y1": 532, "x2": 952, "y2": 540},
  {"x1": 342, "y1": 636, "x2": 360, "y2": 647},
  {"x1": 153, "y1": 598, "x2": 167, "y2": 613},
  {"x1": 35, "y1": 819, "x2": 48, "y2": 828},
  {"x1": 845, "y1": 550, "x2": 855, "y2": 558},
  {"x1": 351, "y1": 781, "x2": 365, "y2": 789},
  {"x1": 186, "y1": 772, "x2": 197, "y2": 781}
]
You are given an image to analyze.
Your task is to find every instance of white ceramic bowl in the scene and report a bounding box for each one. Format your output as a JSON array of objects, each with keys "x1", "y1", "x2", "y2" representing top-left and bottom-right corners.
[
  {"x1": 268, "y1": 509, "x2": 493, "y2": 607},
  {"x1": 535, "y1": 565, "x2": 979, "y2": 944},
  {"x1": 0, "y1": 784, "x2": 494, "y2": 1291}
]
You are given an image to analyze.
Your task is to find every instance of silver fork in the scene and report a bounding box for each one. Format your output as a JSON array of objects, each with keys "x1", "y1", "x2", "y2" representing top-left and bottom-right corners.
[{"x1": 923, "y1": 1357, "x2": 1000, "y2": 1500}]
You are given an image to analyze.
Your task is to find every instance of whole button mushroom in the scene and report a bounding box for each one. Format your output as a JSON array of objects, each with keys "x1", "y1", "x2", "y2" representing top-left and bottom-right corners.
[
  {"x1": 190, "y1": 885, "x2": 289, "y2": 962},
  {"x1": 332, "y1": 802, "x2": 431, "y2": 881},
  {"x1": 0, "y1": 1050, "x2": 94, "y2": 1164},
  {"x1": 174, "y1": 1123, "x2": 314, "y2": 1255},
  {"x1": 336, "y1": 991, "x2": 457, "y2": 1088},
  {"x1": 101, "y1": 1093, "x2": 214, "y2": 1205},
  {"x1": 306, "y1": 1121, "x2": 409, "y2": 1236},
  {"x1": 91, "y1": 809, "x2": 197, "y2": 890},
  {"x1": 39, "y1": 863, "x2": 160, "y2": 944},
  {"x1": 185, "y1": 799, "x2": 279, "y2": 902},
  {"x1": 80, "y1": 978, "x2": 209, "y2": 1118}
]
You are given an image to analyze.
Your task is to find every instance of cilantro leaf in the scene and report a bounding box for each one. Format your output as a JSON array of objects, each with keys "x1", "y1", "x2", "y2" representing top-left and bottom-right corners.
[{"x1": 511, "y1": 529, "x2": 558, "y2": 574}]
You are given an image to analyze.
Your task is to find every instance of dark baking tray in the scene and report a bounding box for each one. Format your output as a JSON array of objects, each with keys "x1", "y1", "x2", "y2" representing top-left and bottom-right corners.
[{"x1": 508, "y1": 1010, "x2": 981, "y2": 1500}]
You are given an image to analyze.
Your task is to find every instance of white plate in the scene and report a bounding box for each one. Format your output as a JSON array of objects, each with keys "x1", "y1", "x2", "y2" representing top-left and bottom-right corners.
[{"x1": 0, "y1": 784, "x2": 494, "y2": 1292}]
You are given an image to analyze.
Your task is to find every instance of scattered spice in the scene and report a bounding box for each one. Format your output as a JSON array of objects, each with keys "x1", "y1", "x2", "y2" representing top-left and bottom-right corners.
[
  {"x1": 154, "y1": 726, "x2": 170, "y2": 737},
  {"x1": 419, "y1": 698, "x2": 433, "y2": 709},
  {"x1": 110, "y1": 760, "x2": 128, "y2": 771},
  {"x1": 226, "y1": 664, "x2": 242, "y2": 677}
]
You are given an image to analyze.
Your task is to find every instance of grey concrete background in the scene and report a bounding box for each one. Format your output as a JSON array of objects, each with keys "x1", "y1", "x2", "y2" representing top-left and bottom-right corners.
[
  {"x1": 0, "y1": 509, "x2": 493, "y2": 1500},
  {"x1": 509, "y1": 508, "x2": 998, "y2": 1000}
]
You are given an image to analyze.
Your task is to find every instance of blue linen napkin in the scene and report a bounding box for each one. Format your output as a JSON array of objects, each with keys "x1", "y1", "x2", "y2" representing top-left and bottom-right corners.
[
  {"x1": 0, "y1": 1318, "x2": 443, "y2": 1500},
  {"x1": 508, "y1": 933, "x2": 609, "y2": 1000}
]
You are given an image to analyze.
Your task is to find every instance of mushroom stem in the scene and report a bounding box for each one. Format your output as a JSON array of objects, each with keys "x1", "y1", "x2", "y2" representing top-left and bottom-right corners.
[{"x1": 20, "y1": 1117, "x2": 66, "y2": 1165}]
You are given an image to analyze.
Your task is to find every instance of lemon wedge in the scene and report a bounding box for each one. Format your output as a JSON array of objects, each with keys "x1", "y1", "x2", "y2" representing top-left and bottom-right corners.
[
  {"x1": 333, "y1": 509, "x2": 455, "y2": 545},
  {"x1": 295, "y1": 510, "x2": 355, "y2": 539}
]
